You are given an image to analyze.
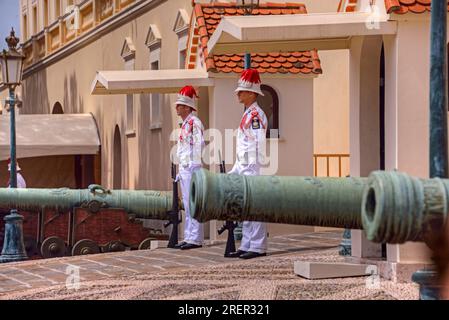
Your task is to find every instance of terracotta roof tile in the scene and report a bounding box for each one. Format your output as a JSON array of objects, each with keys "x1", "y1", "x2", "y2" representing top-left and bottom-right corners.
[
  {"x1": 290, "y1": 67, "x2": 301, "y2": 74},
  {"x1": 265, "y1": 56, "x2": 276, "y2": 63},
  {"x1": 339, "y1": 0, "x2": 449, "y2": 14},
  {"x1": 188, "y1": 2, "x2": 322, "y2": 75}
]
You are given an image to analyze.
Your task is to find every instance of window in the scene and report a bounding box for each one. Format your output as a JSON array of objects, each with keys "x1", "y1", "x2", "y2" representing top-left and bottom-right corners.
[
  {"x1": 126, "y1": 93, "x2": 134, "y2": 134},
  {"x1": 55, "y1": 0, "x2": 61, "y2": 19},
  {"x1": 32, "y1": 6, "x2": 38, "y2": 35},
  {"x1": 146, "y1": 24, "x2": 162, "y2": 130},
  {"x1": 23, "y1": 14, "x2": 28, "y2": 40},
  {"x1": 124, "y1": 59, "x2": 135, "y2": 136},
  {"x1": 179, "y1": 49, "x2": 187, "y2": 70},
  {"x1": 121, "y1": 37, "x2": 136, "y2": 136},
  {"x1": 173, "y1": 9, "x2": 189, "y2": 69},
  {"x1": 43, "y1": 0, "x2": 49, "y2": 27},
  {"x1": 257, "y1": 85, "x2": 280, "y2": 138},
  {"x1": 150, "y1": 60, "x2": 161, "y2": 129}
]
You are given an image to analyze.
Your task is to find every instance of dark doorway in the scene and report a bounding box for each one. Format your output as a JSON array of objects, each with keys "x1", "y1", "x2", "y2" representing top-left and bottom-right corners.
[
  {"x1": 52, "y1": 102, "x2": 64, "y2": 114},
  {"x1": 113, "y1": 126, "x2": 122, "y2": 189},
  {"x1": 380, "y1": 44, "x2": 387, "y2": 258},
  {"x1": 380, "y1": 45, "x2": 385, "y2": 171},
  {"x1": 257, "y1": 85, "x2": 280, "y2": 138},
  {"x1": 74, "y1": 155, "x2": 96, "y2": 189}
]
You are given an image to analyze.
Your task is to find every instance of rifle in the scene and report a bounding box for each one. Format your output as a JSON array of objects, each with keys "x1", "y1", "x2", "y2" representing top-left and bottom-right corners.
[
  {"x1": 165, "y1": 163, "x2": 181, "y2": 248},
  {"x1": 216, "y1": 151, "x2": 238, "y2": 257}
]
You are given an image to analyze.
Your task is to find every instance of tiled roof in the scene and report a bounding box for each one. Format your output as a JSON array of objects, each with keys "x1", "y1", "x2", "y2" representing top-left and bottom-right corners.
[
  {"x1": 338, "y1": 0, "x2": 358, "y2": 12},
  {"x1": 385, "y1": 0, "x2": 449, "y2": 14},
  {"x1": 188, "y1": 2, "x2": 322, "y2": 75},
  {"x1": 341, "y1": 0, "x2": 449, "y2": 14}
]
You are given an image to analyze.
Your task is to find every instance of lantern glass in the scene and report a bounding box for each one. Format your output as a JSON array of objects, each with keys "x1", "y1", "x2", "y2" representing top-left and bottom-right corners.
[
  {"x1": 1, "y1": 29, "x2": 24, "y2": 87},
  {"x1": 0, "y1": 54, "x2": 7, "y2": 85},
  {"x1": 237, "y1": 0, "x2": 260, "y2": 11},
  {"x1": 4, "y1": 55, "x2": 22, "y2": 85}
]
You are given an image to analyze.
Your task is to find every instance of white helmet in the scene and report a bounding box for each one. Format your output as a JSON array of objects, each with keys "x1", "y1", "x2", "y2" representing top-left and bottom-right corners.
[
  {"x1": 235, "y1": 68, "x2": 264, "y2": 96},
  {"x1": 175, "y1": 85, "x2": 199, "y2": 111}
]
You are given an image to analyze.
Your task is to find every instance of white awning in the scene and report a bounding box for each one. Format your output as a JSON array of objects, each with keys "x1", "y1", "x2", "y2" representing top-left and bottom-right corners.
[
  {"x1": 91, "y1": 69, "x2": 215, "y2": 95},
  {"x1": 0, "y1": 114, "x2": 100, "y2": 160},
  {"x1": 208, "y1": 12, "x2": 397, "y2": 54}
]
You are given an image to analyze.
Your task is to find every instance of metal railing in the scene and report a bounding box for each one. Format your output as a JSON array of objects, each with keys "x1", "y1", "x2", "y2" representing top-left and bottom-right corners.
[{"x1": 314, "y1": 154, "x2": 350, "y2": 177}]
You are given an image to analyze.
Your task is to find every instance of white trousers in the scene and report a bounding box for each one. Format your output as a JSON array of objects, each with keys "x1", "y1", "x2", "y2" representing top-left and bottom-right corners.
[
  {"x1": 179, "y1": 165, "x2": 204, "y2": 245},
  {"x1": 230, "y1": 162, "x2": 268, "y2": 254}
]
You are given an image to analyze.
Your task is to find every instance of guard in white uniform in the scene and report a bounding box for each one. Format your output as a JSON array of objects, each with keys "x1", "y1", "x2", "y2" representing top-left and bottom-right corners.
[
  {"x1": 7, "y1": 159, "x2": 26, "y2": 188},
  {"x1": 227, "y1": 69, "x2": 268, "y2": 260},
  {"x1": 174, "y1": 86, "x2": 205, "y2": 250}
]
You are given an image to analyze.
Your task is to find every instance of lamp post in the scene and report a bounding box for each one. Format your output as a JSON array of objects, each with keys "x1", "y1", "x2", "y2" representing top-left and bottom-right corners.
[
  {"x1": 0, "y1": 28, "x2": 28, "y2": 263},
  {"x1": 411, "y1": 0, "x2": 447, "y2": 300},
  {"x1": 237, "y1": 0, "x2": 259, "y2": 69},
  {"x1": 234, "y1": 0, "x2": 260, "y2": 241}
]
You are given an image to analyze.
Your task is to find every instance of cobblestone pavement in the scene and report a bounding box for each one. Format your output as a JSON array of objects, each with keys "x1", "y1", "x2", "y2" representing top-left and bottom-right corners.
[{"x1": 0, "y1": 232, "x2": 419, "y2": 300}]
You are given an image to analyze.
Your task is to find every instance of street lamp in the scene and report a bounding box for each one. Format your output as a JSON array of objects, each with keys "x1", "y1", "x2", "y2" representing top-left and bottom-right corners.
[
  {"x1": 0, "y1": 28, "x2": 28, "y2": 263},
  {"x1": 237, "y1": 0, "x2": 260, "y2": 69},
  {"x1": 237, "y1": 0, "x2": 260, "y2": 15}
]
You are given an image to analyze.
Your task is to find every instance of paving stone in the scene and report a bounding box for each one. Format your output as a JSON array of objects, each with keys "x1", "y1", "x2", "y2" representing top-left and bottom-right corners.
[{"x1": 0, "y1": 232, "x2": 419, "y2": 300}]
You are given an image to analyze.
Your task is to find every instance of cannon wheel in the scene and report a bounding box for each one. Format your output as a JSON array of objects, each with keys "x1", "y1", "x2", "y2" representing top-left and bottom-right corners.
[
  {"x1": 106, "y1": 241, "x2": 126, "y2": 253},
  {"x1": 41, "y1": 236, "x2": 66, "y2": 258},
  {"x1": 72, "y1": 239, "x2": 100, "y2": 256},
  {"x1": 138, "y1": 238, "x2": 156, "y2": 250}
]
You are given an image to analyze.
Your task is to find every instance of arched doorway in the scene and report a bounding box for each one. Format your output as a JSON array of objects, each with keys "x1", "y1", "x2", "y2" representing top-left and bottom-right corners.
[
  {"x1": 52, "y1": 102, "x2": 64, "y2": 114},
  {"x1": 350, "y1": 35, "x2": 385, "y2": 259},
  {"x1": 113, "y1": 125, "x2": 122, "y2": 189},
  {"x1": 257, "y1": 84, "x2": 280, "y2": 138}
]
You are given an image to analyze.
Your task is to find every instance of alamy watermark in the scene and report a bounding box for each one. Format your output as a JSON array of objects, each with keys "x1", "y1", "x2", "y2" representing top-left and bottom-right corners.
[
  {"x1": 65, "y1": 264, "x2": 81, "y2": 290},
  {"x1": 65, "y1": 5, "x2": 80, "y2": 31},
  {"x1": 365, "y1": 265, "x2": 381, "y2": 290},
  {"x1": 170, "y1": 128, "x2": 280, "y2": 175},
  {"x1": 364, "y1": 4, "x2": 382, "y2": 30}
]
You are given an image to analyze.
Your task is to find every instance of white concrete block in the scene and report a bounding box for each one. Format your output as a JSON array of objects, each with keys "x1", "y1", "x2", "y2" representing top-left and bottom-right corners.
[
  {"x1": 294, "y1": 261, "x2": 375, "y2": 279},
  {"x1": 150, "y1": 240, "x2": 169, "y2": 250}
]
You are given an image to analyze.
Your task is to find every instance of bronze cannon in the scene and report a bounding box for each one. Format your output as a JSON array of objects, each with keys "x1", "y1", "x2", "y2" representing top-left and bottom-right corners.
[
  {"x1": 0, "y1": 184, "x2": 174, "y2": 218},
  {"x1": 0, "y1": 185, "x2": 179, "y2": 258},
  {"x1": 190, "y1": 169, "x2": 448, "y2": 245}
]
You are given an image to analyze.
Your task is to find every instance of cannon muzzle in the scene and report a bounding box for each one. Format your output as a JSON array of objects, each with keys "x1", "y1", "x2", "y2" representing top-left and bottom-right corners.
[
  {"x1": 190, "y1": 169, "x2": 366, "y2": 229},
  {"x1": 0, "y1": 184, "x2": 174, "y2": 219},
  {"x1": 361, "y1": 171, "x2": 448, "y2": 245}
]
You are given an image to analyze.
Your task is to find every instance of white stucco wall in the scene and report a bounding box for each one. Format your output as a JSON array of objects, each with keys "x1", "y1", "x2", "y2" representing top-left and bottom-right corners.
[
  {"x1": 208, "y1": 76, "x2": 315, "y2": 237},
  {"x1": 209, "y1": 76, "x2": 314, "y2": 177}
]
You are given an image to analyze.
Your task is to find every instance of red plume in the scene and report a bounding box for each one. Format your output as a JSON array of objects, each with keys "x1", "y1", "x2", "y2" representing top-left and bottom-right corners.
[
  {"x1": 179, "y1": 85, "x2": 199, "y2": 98},
  {"x1": 240, "y1": 69, "x2": 261, "y2": 84}
]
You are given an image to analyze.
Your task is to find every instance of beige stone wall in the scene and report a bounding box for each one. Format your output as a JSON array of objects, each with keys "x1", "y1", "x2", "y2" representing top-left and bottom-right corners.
[
  {"x1": 20, "y1": 0, "x2": 192, "y2": 192},
  {"x1": 383, "y1": 16, "x2": 439, "y2": 263},
  {"x1": 208, "y1": 76, "x2": 317, "y2": 237},
  {"x1": 313, "y1": 50, "x2": 350, "y2": 178}
]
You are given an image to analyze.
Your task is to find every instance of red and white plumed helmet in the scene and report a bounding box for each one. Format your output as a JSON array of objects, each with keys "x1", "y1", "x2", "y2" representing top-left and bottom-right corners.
[
  {"x1": 7, "y1": 158, "x2": 21, "y2": 172},
  {"x1": 175, "y1": 85, "x2": 199, "y2": 111},
  {"x1": 235, "y1": 68, "x2": 264, "y2": 96}
]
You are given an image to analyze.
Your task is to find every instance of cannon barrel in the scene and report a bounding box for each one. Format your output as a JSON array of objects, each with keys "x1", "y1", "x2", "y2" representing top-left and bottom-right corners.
[
  {"x1": 361, "y1": 171, "x2": 448, "y2": 245},
  {"x1": 0, "y1": 185, "x2": 174, "y2": 219},
  {"x1": 190, "y1": 169, "x2": 448, "y2": 245},
  {"x1": 190, "y1": 169, "x2": 367, "y2": 229}
]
